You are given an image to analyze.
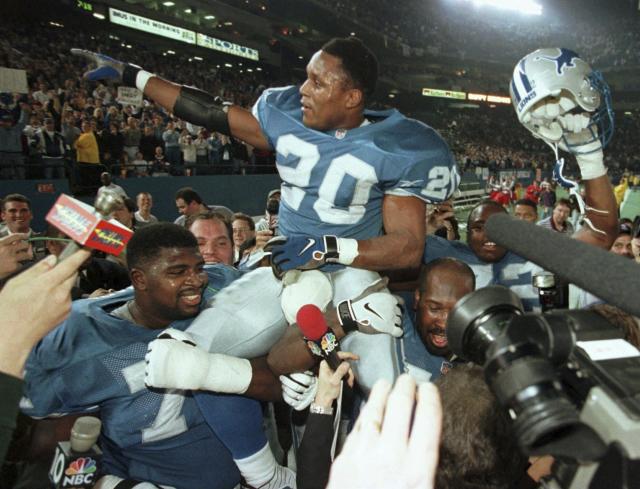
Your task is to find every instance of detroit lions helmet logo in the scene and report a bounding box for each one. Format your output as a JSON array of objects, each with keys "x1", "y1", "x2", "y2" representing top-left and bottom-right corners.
[{"x1": 536, "y1": 48, "x2": 580, "y2": 75}]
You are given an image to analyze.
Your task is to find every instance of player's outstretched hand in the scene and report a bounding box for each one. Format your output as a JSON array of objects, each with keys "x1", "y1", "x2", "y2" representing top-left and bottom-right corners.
[
  {"x1": 265, "y1": 235, "x2": 335, "y2": 277},
  {"x1": 71, "y1": 49, "x2": 140, "y2": 85},
  {"x1": 326, "y1": 375, "x2": 442, "y2": 489},
  {"x1": 0, "y1": 249, "x2": 91, "y2": 378}
]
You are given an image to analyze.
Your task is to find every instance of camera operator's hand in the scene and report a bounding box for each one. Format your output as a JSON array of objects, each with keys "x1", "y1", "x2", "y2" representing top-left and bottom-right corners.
[
  {"x1": 327, "y1": 375, "x2": 442, "y2": 489},
  {"x1": 0, "y1": 234, "x2": 32, "y2": 279},
  {"x1": 0, "y1": 249, "x2": 91, "y2": 378}
]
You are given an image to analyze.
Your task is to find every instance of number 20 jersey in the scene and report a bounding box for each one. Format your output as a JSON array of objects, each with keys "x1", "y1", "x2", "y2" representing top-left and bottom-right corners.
[{"x1": 253, "y1": 86, "x2": 460, "y2": 240}]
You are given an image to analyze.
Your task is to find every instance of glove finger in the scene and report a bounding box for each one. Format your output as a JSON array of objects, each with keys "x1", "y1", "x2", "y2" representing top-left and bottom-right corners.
[
  {"x1": 282, "y1": 383, "x2": 304, "y2": 398},
  {"x1": 279, "y1": 375, "x2": 307, "y2": 392},
  {"x1": 391, "y1": 326, "x2": 404, "y2": 338},
  {"x1": 157, "y1": 327, "x2": 197, "y2": 345},
  {"x1": 70, "y1": 48, "x2": 98, "y2": 62},
  {"x1": 288, "y1": 371, "x2": 315, "y2": 387}
]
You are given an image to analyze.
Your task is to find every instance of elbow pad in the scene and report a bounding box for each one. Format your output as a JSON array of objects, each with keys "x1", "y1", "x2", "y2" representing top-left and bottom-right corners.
[{"x1": 173, "y1": 85, "x2": 231, "y2": 135}]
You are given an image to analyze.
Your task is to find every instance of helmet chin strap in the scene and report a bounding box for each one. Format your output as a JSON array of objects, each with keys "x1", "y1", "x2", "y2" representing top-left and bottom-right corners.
[{"x1": 548, "y1": 141, "x2": 608, "y2": 236}]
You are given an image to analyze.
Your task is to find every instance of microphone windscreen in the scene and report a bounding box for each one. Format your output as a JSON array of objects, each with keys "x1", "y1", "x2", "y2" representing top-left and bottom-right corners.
[
  {"x1": 296, "y1": 304, "x2": 327, "y2": 341},
  {"x1": 485, "y1": 213, "x2": 640, "y2": 317}
]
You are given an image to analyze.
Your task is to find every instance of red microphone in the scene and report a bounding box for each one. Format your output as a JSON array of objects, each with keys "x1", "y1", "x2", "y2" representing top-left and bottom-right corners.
[{"x1": 296, "y1": 304, "x2": 342, "y2": 370}]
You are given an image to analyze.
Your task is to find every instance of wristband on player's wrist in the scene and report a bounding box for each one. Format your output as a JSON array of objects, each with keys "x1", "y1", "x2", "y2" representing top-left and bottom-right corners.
[
  {"x1": 337, "y1": 300, "x2": 359, "y2": 335},
  {"x1": 320, "y1": 236, "x2": 359, "y2": 266}
]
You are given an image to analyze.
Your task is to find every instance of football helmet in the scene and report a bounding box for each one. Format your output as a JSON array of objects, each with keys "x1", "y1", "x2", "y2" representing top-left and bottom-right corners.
[{"x1": 510, "y1": 48, "x2": 614, "y2": 154}]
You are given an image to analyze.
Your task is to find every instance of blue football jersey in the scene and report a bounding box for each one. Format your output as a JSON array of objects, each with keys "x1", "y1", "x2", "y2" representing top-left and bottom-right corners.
[
  {"x1": 21, "y1": 265, "x2": 251, "y2": 489},
  {"x1": 253, "y1": 86, "x2": 459, "y2": 240},
  {"x1": 395, "y1": 310, "x2": 451, "y2": 383},
  {"x1": 423, "y1": 235, "x2": 542, "y2": 311}
]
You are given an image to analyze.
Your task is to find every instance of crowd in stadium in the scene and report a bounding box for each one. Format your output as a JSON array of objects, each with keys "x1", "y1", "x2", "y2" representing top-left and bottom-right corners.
[
  {"x1": 1, "y1": 2, "x2": 640, "y2": 489},
  {"x1": 318, "y1": 0, "x2": 640, "y2": 69},
  {"x1": 2, "y1": 13, "x2": 640, "y2": 185}
]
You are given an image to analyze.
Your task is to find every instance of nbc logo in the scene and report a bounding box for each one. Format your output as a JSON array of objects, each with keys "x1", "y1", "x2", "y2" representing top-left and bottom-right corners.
[{"x1": 65, "y1": 457, "x2": 97, "y2": 476}]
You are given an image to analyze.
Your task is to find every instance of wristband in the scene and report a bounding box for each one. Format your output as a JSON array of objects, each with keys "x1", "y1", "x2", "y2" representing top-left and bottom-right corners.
[
  {"x1": 204, "y1": 354, "x2": 252, "y2": 394},
  {"x1": 337, "y1": 300, "x2": 359, "y2": 335},
  {"x1": 337, "y1": 237, "x2": 358, "y2": 265},
  {"x1": 135, "y1": 70, "x2": 154, "y2": 93},
  {"x1": 121, "y1": 63, "x2": 141, "y2": 88},
  {"x1": 576, "y1": 151, "x2": 607, "y2": 180}
]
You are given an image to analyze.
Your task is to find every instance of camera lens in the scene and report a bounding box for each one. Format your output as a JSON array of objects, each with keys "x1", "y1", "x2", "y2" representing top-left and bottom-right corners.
[{"x1": 447, "y1": 286, "x2": 524, "y2": 364}]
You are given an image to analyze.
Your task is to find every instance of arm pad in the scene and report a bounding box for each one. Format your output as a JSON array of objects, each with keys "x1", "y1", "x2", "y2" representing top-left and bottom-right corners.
[{"x1": 173, "y1": 85, "x2": 231, "y2": 135}]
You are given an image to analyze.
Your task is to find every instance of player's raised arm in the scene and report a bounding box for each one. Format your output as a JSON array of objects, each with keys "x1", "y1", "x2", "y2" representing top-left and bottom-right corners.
[{"x1": 71, "y1": 49, "x2": 271, "y2": 151}]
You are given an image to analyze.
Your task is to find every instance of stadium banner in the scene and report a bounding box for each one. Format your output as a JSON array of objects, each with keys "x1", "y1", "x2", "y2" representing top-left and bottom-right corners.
[
  {"x1": 0, "y1": 67, "x2": 28, "y2": 93},
  {"x1": 109, "y1": 8, "x2": 196, "y2": 44},
  {"x1": 116, "y1": 87, "x2": 143, "y2": 107},
  {"x1": 196, "y1": 34, "x2": 259, "y2": 61},
  {"x1": 468, "y1": 92, "x2": 511, "y2": 104},
  {"x1": 422, "y1": 88, "x2": 466, "y2": 100}
]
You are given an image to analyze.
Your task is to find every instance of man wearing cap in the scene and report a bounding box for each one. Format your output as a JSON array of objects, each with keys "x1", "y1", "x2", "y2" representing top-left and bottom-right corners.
[
  {"x1": 0, "y1": 100, "x2": 29, "y2": 179},
  {"x1": 35, "y1": 118, "x2": 67, "y2": 179}
]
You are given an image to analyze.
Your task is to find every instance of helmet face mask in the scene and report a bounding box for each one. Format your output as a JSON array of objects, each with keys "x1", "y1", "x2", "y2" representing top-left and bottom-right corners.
[{"x1": 510, "y1": 48, "x2": 614, "y2": 155}]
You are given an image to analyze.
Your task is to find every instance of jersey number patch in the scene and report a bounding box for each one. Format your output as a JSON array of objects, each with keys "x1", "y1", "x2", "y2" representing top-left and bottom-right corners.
[{"x1": 276, "y1": 134, "x2": 378, "y2": 225}]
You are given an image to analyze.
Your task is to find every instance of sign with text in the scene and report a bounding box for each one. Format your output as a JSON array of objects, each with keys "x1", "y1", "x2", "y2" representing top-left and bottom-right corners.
[
  {"x1": 109, "y1": 8, "x2": 195, "y2": 44},
  {"x1": 116, "y1": 86, "x2": 143, "y2": 107},
  {"x1": 196, "y1": 33, "x2": 259, "y2": 61},
  {"x1": 0, "y1": 67, "x2": 28, "y2": 93},
  {"x1": 468, "y1": 92, "x2": 511, "y2": 104},
  {"x1": 422, "y1": 88, "x2": 466, "y2": 100}
]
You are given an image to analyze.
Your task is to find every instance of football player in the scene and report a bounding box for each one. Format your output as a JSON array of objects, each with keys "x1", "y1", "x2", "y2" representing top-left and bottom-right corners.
[{"x1": 72, "y1": 38, "x2": 459, "y2": 345}]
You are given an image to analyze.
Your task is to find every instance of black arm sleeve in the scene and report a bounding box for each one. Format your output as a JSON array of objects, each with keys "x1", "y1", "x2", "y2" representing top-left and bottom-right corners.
[
  {"x1": 172, "y1": 86, "x2": 231, "y2": 135},
  {"x1": 296, "y1": 412, "x2": 335, "y2": 489}
]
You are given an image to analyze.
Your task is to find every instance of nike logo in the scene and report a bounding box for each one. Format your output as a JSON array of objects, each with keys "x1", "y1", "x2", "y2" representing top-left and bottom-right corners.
[
  {"x1": 363, "y1": 302, "x2": 383, "y2": 320},
  {"x1": 298, "y1": 238, "x2": 316, "y2": 256}
]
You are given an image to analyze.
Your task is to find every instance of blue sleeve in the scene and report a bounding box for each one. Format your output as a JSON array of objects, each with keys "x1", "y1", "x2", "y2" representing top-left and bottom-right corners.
[{"x1": 423, "y1": 235, "x2": 456, "y2": 263}]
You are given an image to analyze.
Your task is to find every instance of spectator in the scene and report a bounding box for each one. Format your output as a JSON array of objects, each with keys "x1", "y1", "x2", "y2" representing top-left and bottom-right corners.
[
  {"x1": 537, "y1": 198, "x2": 574, "y2": 235},
  {"x1": 139, "y1": 124, "x2": 161, "y2": 162},
  {"x1": 513, "y1": 198, "x2": 539, "y2": 223},
  {"x1": 97, "y1": 171, "x2": 128, "y2": 199},
  {"x1": 134, "y1": 192, "x2": 158, "y2": 227},
  {"x1": 231, "y1": 212, "x2": 256, "y2": 263},
  {"x1": 0, "y1": 101, "x2": 29, "y2": 179},
  {"x1": 74, "y1": 119, "x2": 101, "y2": 189},
  {"x1": 35, "y1": 117, "x2": 66, "y2": 179},
  {"x1": 131, "y1": 150, "x2": 149, "y2": 177},
  {"x1": 180, "y1": 132, "x2": 197, "y2": 176},
  {"x1": 187, "y1": 211, "x2": 234, "y2": 265},
  {"x1": 162, "y1": 121, "x2": 181, "y2": 166},
  {"x1": 150, "y1": 145, "x2": 170, "y2": 176},
  {"x1": 174, "y1": 187, "x2": 233, "y2": 226},
  {"x1": 122, "y1": 116, "x2": 141, "y2": 161}
]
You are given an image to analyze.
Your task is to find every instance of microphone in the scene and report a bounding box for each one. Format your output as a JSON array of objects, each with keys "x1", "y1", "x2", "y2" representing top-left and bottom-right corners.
[
  {"x1": 46, "y1": 192, "x2": 133, "y2": 259},
  {"x1": 49, "y1": 416, "x2": 103, "y2": 489},
  {"x1": 485, "y1": 213, "x2": 640, "y2": 317},
  {"x1": 296, "y1": 304, "x2": 342, "y2": 370}
]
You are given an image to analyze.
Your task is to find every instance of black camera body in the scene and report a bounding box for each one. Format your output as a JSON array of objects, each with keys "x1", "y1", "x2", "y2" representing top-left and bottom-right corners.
[{"x1": 448, "y1": 286, "x2": 640, "y2": 488}]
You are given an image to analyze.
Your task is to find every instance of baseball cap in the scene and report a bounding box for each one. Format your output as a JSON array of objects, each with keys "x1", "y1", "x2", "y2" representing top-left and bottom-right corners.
[{"x1": 267, "y1": 189, "x2": 281, "y2": 199}]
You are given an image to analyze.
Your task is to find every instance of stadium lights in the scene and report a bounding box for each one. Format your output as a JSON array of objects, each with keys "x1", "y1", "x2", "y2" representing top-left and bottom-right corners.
[
  {"x1": 193, "y1": 56, "x2": 203, "y2": 61},
  {"x1": 205, "y1": 15, "x2": 215, "y2": 19},
  {"x1": 184, "y1": 8, "x2": 192, "y2": 13},
  {"x1": 162, "y1": 1, "x2": 175, "y2": 6},
  {"x1": 93, "y1": 13, "x2": 105, "y2": 20},
  {"x1": 467, "y1": 0, "x2": 542, "y2": 15}
]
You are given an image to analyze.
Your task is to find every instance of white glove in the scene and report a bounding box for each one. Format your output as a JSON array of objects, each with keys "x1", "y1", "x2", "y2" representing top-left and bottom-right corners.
[
  {"x1": 279, "y1": 371, "x2": 318, "y2": 411},
  {"x1": 558, "y1": 113, "x2": 605, "y2": 179},
  {"x1": 338, "y1": 292, "x2": 403, "y2": 337},
  {"x1": 145, "y1": 328, "x2": 252, "y2": 393}
]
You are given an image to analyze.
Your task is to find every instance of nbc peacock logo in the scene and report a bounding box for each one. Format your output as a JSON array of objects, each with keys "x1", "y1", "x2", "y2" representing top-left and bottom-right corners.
[{"x1": 65, "y1": 457, "x2": 97, "y2": 476}]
